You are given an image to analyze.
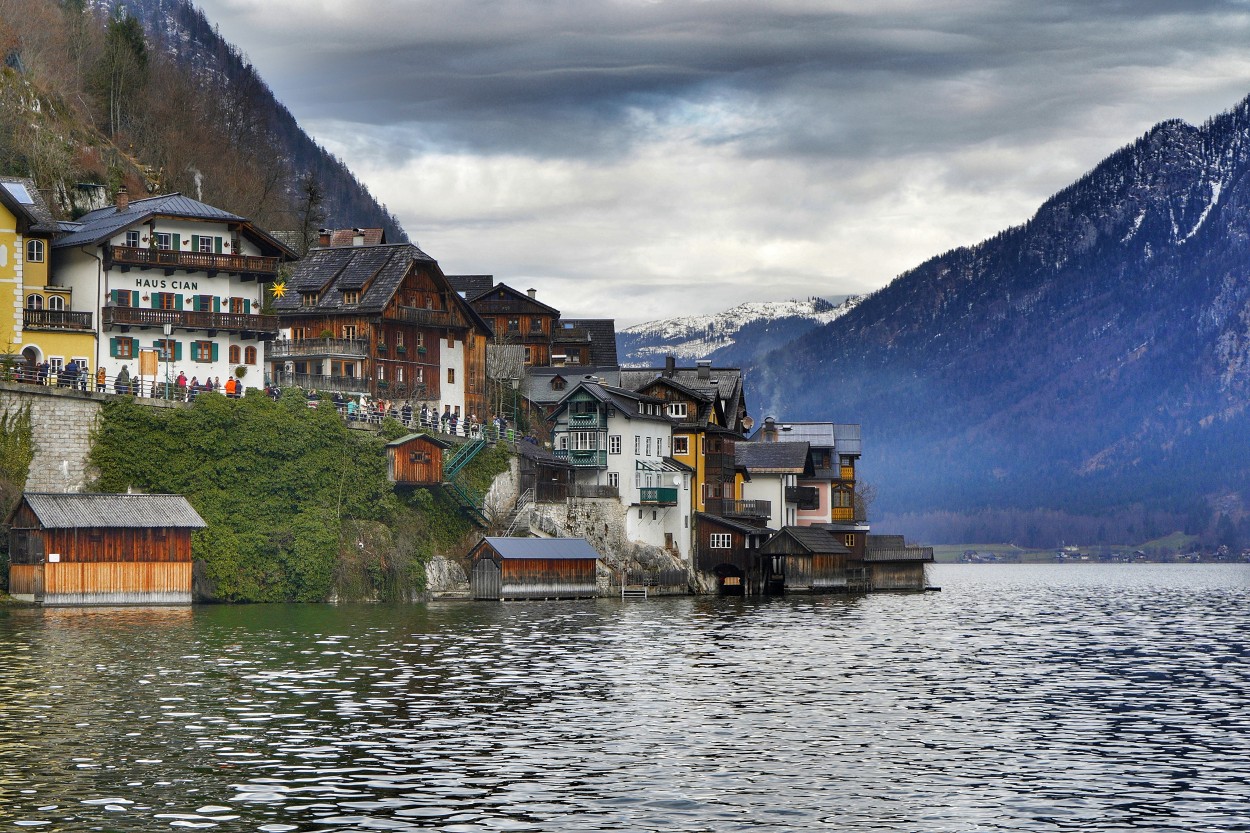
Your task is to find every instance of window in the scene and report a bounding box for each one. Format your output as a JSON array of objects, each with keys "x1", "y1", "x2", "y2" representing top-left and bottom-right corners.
[
  {"x1": 844, "y1": 534, "x2": 856, "y2": 548},
  {"x1": 507, "y1": 317, "x2": 520, "y2": 332},
  {"x1": 667, "y1": 402, "x2": 687, "y2": 418},
  {"x1": 608, "y1": 472, "x2": 619, "y2": 488},
  {"x1": 111, "y1": 337, "x2": 136, "y2": 359},
  {"x1": 558, "y1": 435, "x2": 568, "y2": 450},
  {"x1": 447, "y1": 368, "x2": 455, "y2": 384},
  {"x1": 396, "y1": 332, "x2": 405, "y2": 348},
  {"x1": 657, "y1": 437, "x2": 664, "y2": 456},
  {"x1": 551, "y1": 377, "x2": 566, "y2": 391},
  {"x1": 301, "y1": 292, "x2": 319, "y2": 307},
  {"x1": 530, "y1": 317, "x2": 543, "y2": 333},
  {"x1": 672, "y1": 436, "x2": 689, "y2": 455},
  {"x1": 571, "y1": 431, "x2": 599, "y2": 451},
  {"x1": 634, "y1": 435, "x2": 640, "y2": 455},
  {"x1": 710, "y1": 533, "x2": 731, "y2": 549},
  {"x1": 396, "y1": 366, "x2": 404, "y2": 382},
  {"x1": 155, "y1": 339, "x2": 177, "y2": 360},
  {"x1": 25, "y1": 239, "x2": 44, "y2": 263},
  {"x1": 229, "y1": 345, "x2": 241, "y2": 364},
  {"x1": 47, "y1": 296, "x2": 65, "y2": 311},
  {"x1": 343, "y1": 324, "x2": 357, "y2": 340},
  {"x1": 414, "y1": 367, "x2": 424, "y2": 384},
  {"x1": 609, "y1": 435, "x2": 621, "y2": 455},
  {"x1": 245, "y1": 346, "x2": 257, "y2": 365},
  {"x1": 414, "y1": 332, "x2": 423, "y2": 348},
  {"x1": 833, "y1": 490, "x2": 853, "y2": 508},
  {"x1": 125, "y1": 230, "x2": 140, "y2": 248},
  {"x1": 191, "y1": 340, "x2": 215, "y2": 362},
  {"x1": 343, "y1": 290, "x2": 360, "y2": 305},
  {"x1": 377, "y1": 365, "x2": 385, "y2": 381},
  {"x1": 154, "y1": 232, "x2": 173, "y2": 250},
  {"x1": 194, "y1": 294, "x2": 215, "y2": 312},
  {"x1": 291, "y1": 327, "x2": 308, "y2": 341},
  {"x1": 646, "y1": 437, "x2": 652, "y2": 456},
  {"x1": 48, "y1": 357, "x2": 63, "y2": 375},
  {"x1": 198, "y1": 236, "x2": 215, "y2": 253},
  {"x1": 156, "y1": 292, "x2": 178, "y2": 310},
  {"x1": 524, "y1": 346, "x2": 532, "y2": 364},
  {"x1": 25, "y1": 294, "x2": 42, "y2": 310}
]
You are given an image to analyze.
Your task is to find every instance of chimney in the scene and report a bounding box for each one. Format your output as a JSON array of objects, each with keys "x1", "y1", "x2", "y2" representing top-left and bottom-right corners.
[
  {"x1": 697, "y1": 359, "x2": 711, "y2": 380},
  {"x1": 664, "y1": 355, "x2": 675, "y2": 378},
  {"x1": 115, "y1": 186, "x2": 129, "y2": 213},
  {"x1": 527, "y1": 288, "x2": 537, "y2": 299},
  {"x1": 763, "y1": 416, "x2": 778, "y2": 443},
  {"x1": 318, "y1": 228, "x2": 330, "y2": 247},
  {"x1": 352, "y1": 228, "x2": 365, "y2": 247}
]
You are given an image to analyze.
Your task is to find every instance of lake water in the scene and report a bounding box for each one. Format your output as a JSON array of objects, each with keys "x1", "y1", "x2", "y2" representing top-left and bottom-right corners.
[{"x1": 1, "y1": 564, "x2": 1248, "y2": 832}]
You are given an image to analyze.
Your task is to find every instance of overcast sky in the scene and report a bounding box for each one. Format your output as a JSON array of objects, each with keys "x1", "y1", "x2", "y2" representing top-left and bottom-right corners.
[{"x1": 194, "y1": 0, "x2": 1250, "y2": 327}]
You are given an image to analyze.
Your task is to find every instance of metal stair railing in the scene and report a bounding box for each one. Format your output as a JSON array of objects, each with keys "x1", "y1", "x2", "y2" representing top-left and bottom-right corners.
[
  {"x1": 505, "y1": 488, "x2": 535, "y2": 536},
  {"x1": 444, "y1": 479, "x2": 489, "y2": 527},
  {"x1": 443, "y1": 438, "x2": 487, "y2": 480}
]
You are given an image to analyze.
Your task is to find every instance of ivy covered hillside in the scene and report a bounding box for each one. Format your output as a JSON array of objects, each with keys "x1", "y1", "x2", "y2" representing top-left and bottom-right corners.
[{"x1": 88, "y1": 391, "x2": 509, "y2": 602}]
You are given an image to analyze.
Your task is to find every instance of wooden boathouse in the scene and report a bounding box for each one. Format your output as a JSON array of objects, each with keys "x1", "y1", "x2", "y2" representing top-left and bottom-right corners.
[
  {"x1": 6, "y1": 492, "x2": 206, "y2": 605},
  {"x1": 386, "y1": 432, "x2": 453, "y2": 485},
  {"x1": 758, "y1": 526, "x2": 858, "y2": 594},
  {"x1": 469, "y1": 536, "x2": 601, "y2": 600},
  {"x1": 864, "y1": 535, "x2": 934, "y2": 591}
]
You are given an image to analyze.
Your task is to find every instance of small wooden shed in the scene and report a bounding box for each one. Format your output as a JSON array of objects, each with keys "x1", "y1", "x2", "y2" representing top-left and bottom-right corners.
[
  {"x1": 386, "y1": 432, "x2": 453, "y2": 485},
  {"x1": 6, "y1": 492, "x2": 206, "y2": 605},
  {"x1": 759, "y1": 526, "x2": 857, "y2": 594},
  {"x1": 864, "y1": 534, "x2": 934, "y2": 591},
  {"x1": 516, "y1": 441, "x2": 574, "y2": 503},
  {"x1": 469, "y1": 536, "x2": 601, "y2": 600}
]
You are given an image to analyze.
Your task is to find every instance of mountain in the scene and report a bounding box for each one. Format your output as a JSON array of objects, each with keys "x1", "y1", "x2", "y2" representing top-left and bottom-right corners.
[
  {"x1": 618, "y1": 296, "x2": 860, "y2": 367},
  {"x1": 749, "y1": 96, "x2": 1250, "y2": 547}
]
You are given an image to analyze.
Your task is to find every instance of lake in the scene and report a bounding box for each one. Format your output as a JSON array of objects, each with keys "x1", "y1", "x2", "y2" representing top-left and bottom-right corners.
[{"x1": 1, "y1": 563, "x2": 1248, "y2": 831}]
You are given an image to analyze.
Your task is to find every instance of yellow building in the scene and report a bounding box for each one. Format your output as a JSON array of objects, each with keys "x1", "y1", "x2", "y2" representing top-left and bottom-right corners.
[{"x1": 0, "y1": 177, "x2": 95, "y2": 383}]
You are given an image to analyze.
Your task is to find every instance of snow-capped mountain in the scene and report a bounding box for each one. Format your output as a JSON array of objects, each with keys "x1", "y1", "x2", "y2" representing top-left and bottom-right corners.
[{"x1": 617, "y1": 296, "x2": 860, "y2": 366}]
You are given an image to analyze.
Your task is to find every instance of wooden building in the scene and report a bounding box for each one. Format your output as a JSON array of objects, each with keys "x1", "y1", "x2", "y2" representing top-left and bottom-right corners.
[
  {"x1": 693, "y1": 513, "x2": 773, "y2": 595},
  {"x1": 758, "y1": 526, "x2": 858, "y2": 594},
  {"x1": 386, "y1": 432, "x2": 452, "y2": 485},
  {"x1": 469, "y1": 536, "x2": 601, "y2": 600},
  {"x1": 271, "y1": 243, "x2": 492, "y2": 419},
  {"x1": 517, "y1": 440, "x2": 574, "y2": 503},
  {"x1": 6, "y1": 493, "x2": 206, "y2": 605},
  {"x1": 864, "y1": 535, "x2": 934, "y2": 591}
]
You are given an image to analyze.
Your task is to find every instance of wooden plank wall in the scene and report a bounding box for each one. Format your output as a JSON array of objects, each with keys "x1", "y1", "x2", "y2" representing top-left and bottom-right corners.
[
  {"x1": 501, "y1": 557, "x2": 596, "y2": 599},
  {"x1": 9, "y1": 564, "x2": 42, "y2": 598},
  {"x1": 388, "y1": 439, "x2": 444, "y2": 484},
  {"x1": 43, "y1": 528, "x2": 192, "y2": 563},
  {"x1": 811, "y1": 554, "x2": 851, "y2": 589},
  {"x1": 43, "y1": 562, "x2": 192, "y2": 605},
  {"x1": 868, "y1": 562, "x2": 927, "y2": 591}
]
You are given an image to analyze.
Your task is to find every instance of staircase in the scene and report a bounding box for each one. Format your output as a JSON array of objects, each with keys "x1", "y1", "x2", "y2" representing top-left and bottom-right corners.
[
  {"x1": 443, "y1": 478, "x2": 489, "y2": 527},
  {"x1": 444, "y1": 438, "x2": 487, "y2": 480},
  {"x1": 504, "y1": 488, "x2": 535, "y2": 536}
]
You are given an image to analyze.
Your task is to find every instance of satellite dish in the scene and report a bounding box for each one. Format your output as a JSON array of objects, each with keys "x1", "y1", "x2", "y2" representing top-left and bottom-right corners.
[{"x1": 672, "y1": 475, "x2": 681, "y2": 486}]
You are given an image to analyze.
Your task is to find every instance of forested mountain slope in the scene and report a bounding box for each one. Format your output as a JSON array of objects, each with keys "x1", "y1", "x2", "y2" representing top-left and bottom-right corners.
[{"x1": 750, "y1": 96, "x2": 1250, "y2": 544}]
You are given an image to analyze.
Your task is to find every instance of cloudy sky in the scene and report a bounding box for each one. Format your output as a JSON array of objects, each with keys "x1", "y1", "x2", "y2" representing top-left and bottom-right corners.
[{"x1": 193, "y1": 0, "x2": 1250, "y2": 327}]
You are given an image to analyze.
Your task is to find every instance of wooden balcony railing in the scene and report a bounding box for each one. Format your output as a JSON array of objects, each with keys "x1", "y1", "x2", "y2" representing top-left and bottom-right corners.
[
  {"x1": 272, "y1": 371, "x2": 370, "y2": 394},
  {"x1": 705, "y1": 498, "x2": 771, "y2": 519},
  {"x1": 103, "y1": 306, "x2": 278, "y2": 334},
  {"x1": 23, "y1": 309, "x2": 93, "y2": 331},
  {"x1": 571, "y1": 484, "x2": 619, "y2": 499},
  {"x1": 106, "y1": 245, "x2": 279, "y2": 276},
  {"x1": 386, "y1": 306, "x2": 453, "y2": 327},
  {"x1": 270, "y1": 338, "x2": 369, "y2": 358},
  {"x1": 555, "y1": 449, "x2": 607, "y2": 468},
  {"x1": 639, "y1": 487, "x2": 678, "y2": 505}
]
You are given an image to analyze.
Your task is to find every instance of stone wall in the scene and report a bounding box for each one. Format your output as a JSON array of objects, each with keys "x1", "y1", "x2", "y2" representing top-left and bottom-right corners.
[{"x1": 0, "y1": 382, "x2": 184, "y2": 493}]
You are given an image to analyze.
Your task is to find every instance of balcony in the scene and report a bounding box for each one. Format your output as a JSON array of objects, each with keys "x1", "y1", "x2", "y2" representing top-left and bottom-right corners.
[
  {"x1": 705, "y1": 498, "x2": 771, "y2": 519},
  {"x1": 386, "y1": 305, "x2": 453, "y2": 328},
  {"x1": 23, "y1": 309, "x2": 93, "y2": 331},
  {"x1": 270, "y1": 338, "x2": 369, "y2": 359},
  {"x1": 639, "y1": 487, "x2": 678, "y2": 505},
  {"x1": 105, "y1": 245, "x2": 279, "y2": 278},
  {"x1": 571, "y1": 484, "x2": 619, "y2": 499},
  {"x1": 786, "y1": 486, "x2": 820, "y2": 510},
  {"x1": 555, "y1": 449, "x2": 607, "y2": 468},
  {"x1": 272, "y1": 371, "x2": 370, "y2": 394},
  {"x1": 103, "y1": 306, "x2": 279, "y2": 336}
]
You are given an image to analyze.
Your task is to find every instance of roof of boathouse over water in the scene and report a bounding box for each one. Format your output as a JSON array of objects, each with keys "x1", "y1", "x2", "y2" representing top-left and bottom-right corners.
[
  {"x1": 13, "y1": 493, "x2": 207, "y2": 529},
  {"x1": 479, "y1": 537, "x2": 602, "y2": 561}
]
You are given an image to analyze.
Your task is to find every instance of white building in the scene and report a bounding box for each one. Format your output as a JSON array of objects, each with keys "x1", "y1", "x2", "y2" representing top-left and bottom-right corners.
[
  {"x1": 736, "y1": 440, "x2": 811, "y2": 529},
  {"x1": 50, "y1": 190, "x2": 295, "y2": 393},
  {"x1": 549, "y1": 380, "x2": 694, "y2": 562}
]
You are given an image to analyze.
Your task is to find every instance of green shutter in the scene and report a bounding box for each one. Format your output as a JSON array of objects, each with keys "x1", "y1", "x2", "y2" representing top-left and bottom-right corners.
[
  {"x1": 131, "y1": 291, "x2": 139, "y2": 307},
  {"x1": 151, "y1": 293, "x2": 160, "y2": 309},
  {"x1": 109, "y1": 337, "x2": 118, "y2": 358},
  {"x1": 212, "y1": 343, "x2": 219, "y2": 362},
  {"x1": 171, "y1": 234, "x2": 180, "y2": 252},
  {"x1": 174, "y1": 341, "x2": 183, "y2": 361},
  {"x1": 129, "y1": 338, "x2": 138, "y2": 356},
  {"x1": 213, "y1": 296, "x2": 220, "y2": 313},
  {"x1": 191, "y1": 235, "x2": 200, "y2": 252},
  {"x1": 175, "y1": 294, "x2": 184, "y2": 310},
  {"x1": 214, "y1": 237, "x2": 223, "y2": 254},
  {"x1": 243, "y1": 299, "x2": 251, "y2": 314},
  {"x1": 190, "y1": 342, "x2": 199, "y2": 362}
]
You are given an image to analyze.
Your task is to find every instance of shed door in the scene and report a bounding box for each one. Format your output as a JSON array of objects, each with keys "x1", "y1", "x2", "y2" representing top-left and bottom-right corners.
[{"x1": 472, "y1": 559, "x2": 502, "y2": 600}]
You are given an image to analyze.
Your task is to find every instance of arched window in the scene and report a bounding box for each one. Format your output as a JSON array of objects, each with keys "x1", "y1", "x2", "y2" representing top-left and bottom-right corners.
[
  {"x1": 47, "y1": 296, "x2": 65, "y2": 311},
  {"x1": 244, "y1": 346, "x2": 257, "y2": 365},
  {"x1": 25, "y1": 294, "x2": 42, "y2": 310},
  {"x1": 25, "y1": 239, "x2": 44, "y2": 263},
  {"x1": 228, "y1": 345, "x2": 240, "y2": 364}
]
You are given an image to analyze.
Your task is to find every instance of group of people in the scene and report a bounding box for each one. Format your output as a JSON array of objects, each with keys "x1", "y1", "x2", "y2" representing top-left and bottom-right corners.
[
  {"x1": 14, "y1": 359, "x2": 90, "y2": 389},
  {"x1": 172, "y1": 371, "x2": 244, "y2": 400},
  {"x1": 323, "y1": 392, "x2": 516, "y2": 440}
]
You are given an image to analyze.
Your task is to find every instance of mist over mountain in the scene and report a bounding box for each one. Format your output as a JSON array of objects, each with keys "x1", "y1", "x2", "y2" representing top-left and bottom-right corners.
[{"x1": 747, "y1": 96, "x2": 1250, "y2": 545}]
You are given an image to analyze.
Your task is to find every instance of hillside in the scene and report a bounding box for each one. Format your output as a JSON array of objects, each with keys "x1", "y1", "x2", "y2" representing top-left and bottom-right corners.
[
  {"x1": 749, "y1": 95, "x2": 1250, "y2": 547},
  {"x1": 618, "y1": 296, "x2": 859, "y2": 367},
  {"x1": 0, "y1": 0, "x2": 405, "y2": 245}
]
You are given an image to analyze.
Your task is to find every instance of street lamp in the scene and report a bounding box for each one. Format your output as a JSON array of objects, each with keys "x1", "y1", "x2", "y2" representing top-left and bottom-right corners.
[{"x1": 509, "y1": 376, "x2": 520, "y2": 437}]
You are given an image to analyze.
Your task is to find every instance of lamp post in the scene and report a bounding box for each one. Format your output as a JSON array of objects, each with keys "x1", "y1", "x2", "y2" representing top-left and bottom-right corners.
[
  {"x1": 162, "y1": 323, "x2": 173, "y2": 400},
  {"x1": 509, "y1": 376, "x2": 520, "y2": 439}
]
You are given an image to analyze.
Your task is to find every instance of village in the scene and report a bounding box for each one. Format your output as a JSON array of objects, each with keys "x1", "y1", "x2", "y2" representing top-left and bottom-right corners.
[{"x1": 0, "y1": 176, "x2": 933, "y2": 604}]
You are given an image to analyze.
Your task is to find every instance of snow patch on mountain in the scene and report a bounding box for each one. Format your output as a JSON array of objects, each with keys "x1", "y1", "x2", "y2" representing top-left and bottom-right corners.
[{"x1": 619, "y1": 296, "x2": 861, "y2": 364}]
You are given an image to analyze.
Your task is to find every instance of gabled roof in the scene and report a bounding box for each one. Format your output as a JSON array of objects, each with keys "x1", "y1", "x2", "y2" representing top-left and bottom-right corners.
[
  {"x1": 447, "y1": 274, "x2": 495, "y2": 299},
  {"x1": 865, "y1": 534, "x2": 934, "y2": 562},
  {"x1": 479, "y1": 536, "x2": 602, "y2": 560},
  {"x1": 748, "y1": 421, "x2": 862, "y2": 455},
  {"x1": 516, "y1": 440, "x2": 573, "y2": 468},
  {"x1": 13, "y1": 493, "x2": 206, "y2": 529},
  {"x1": 469, "y1": 282, "x2": 562, "y2": 316},
  {"x1": 695, "y1": 512, "x2": 774, "y2": 537},
  {"x1": 735, "y1": 441, "x2": 813, "y2": 475},
  {"x1": 521, "y1": 367, "x2": 621, "y2": 405},
  {"x1": 52, "y1": 192, "x2": 296, "y2": 257},
  {"x1": 275, "y1": 243, "x2": 434, "y2": 314},
  {"x1": 620, "y1": 364, "x2": 745, "y2": 431},
  {"x1": 554, "y1": 318, "x2": 618, "y2": 366},
  {"x1": 549, "y1": 380, "x2": 672, "y2": 423},
  {"x1": 762, "y1": 526, "x2": 851, "y2": 555},
  {"x1": 0, "y1": 176, "x2": 57, "y2": 233},
  {"x1": 385, "y1": 432, "x2": 452, "y2": 449}
]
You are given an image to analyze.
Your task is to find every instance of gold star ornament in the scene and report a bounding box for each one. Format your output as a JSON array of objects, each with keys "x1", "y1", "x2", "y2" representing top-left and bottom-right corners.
[{"x1": 270, "y1": 281, "x2": 287, "y2": 299}]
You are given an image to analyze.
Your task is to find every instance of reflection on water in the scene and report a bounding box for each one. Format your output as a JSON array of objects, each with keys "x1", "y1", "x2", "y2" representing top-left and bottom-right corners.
[{"x1": 1, "y1": 564, "x2": 1248, "y2": 831}]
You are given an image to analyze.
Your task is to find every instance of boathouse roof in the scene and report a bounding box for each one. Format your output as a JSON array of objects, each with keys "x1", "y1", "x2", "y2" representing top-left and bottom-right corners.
[
  {"x1": 479, "y1": 536, "x2": 602, "y2": 561},
  {"x1": 13, "y1": 493, "x2": 207, "y2": 529}
]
